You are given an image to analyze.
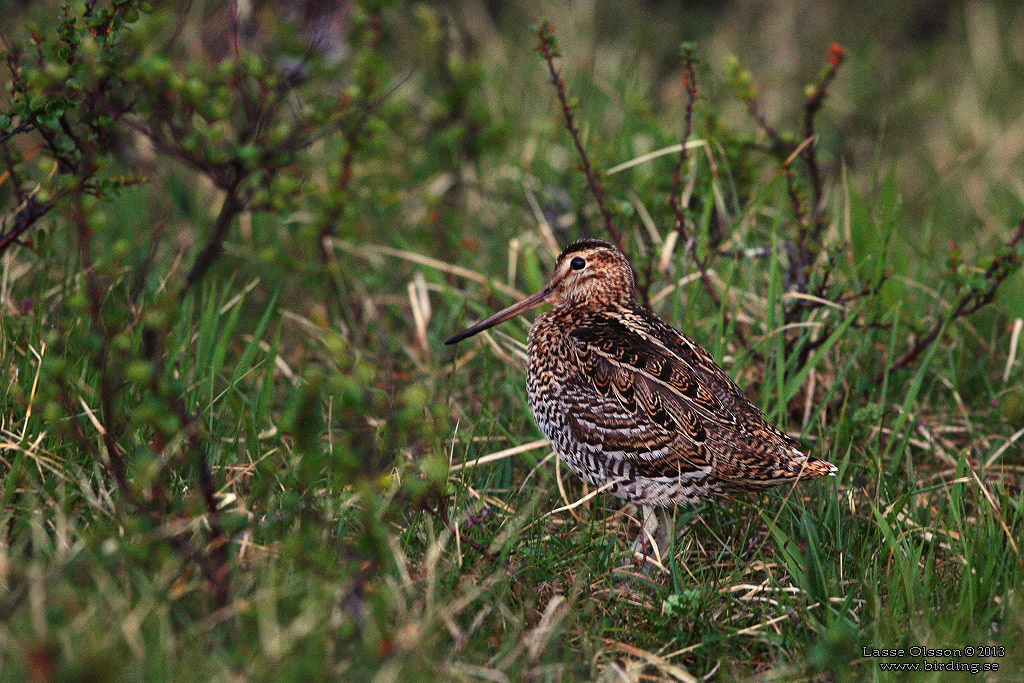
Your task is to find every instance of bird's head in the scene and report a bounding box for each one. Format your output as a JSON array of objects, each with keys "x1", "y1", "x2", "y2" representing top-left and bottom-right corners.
[{"x1": 445, "y1": 238, "x2": 635, "y2": 345}]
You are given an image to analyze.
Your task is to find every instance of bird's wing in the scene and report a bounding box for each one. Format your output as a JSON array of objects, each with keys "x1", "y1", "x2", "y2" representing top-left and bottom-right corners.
[
  {"x1": 565, "y1": 309, "x2": 803, "y2": 481},
  {"x1": 562, "y1": 314, "x2": 717, "y2": 479},
  {"x1": 633, "y1": 307, "x2": 808, "y2": 452}
]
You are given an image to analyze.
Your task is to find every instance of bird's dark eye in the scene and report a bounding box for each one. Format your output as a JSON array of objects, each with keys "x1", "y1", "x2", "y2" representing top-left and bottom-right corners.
[{"x1": 570, "y1": 257, "x2": 586, "y2": 271}]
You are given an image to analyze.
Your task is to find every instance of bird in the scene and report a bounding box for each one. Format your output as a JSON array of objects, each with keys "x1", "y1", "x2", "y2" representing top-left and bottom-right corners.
[{"x1": 446, "y1": 238, "x2": 837, "y2": 557}]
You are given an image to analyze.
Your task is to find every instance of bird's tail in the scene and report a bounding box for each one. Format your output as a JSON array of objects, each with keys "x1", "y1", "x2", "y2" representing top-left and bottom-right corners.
[{"x1": 800, "y1": 456, "x2": 838, "y2": 478}]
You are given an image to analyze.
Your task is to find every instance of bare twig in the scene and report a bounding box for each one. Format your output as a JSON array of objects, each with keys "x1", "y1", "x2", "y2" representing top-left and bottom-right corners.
[
  {"x1": 317, "y1": 13, "x2": 382, "y2": 261},
  {"x1": 782, "y1": 167, "x2": 811, "y2": 301},
  {"x1": 669, "y1": 46, "x2": 698, "y2": 245},
  {"x1": 0, "y1": 196, "x2": 56, "y2": 255},
  {"x1": 729, "y1": 46, "x2": 850, "y2": 364},
  {"x1": 536, "y1": 20, "x2": 622, "y2": 250},
  {"x1": 185, "y1": 180, "x2": 243, "y2": 289},
  {"x1": 313, "y1": 13, "x2": 383, "y2": 330},
  {"x1": 0, "y1": 119, "x2": 32, "y2": 146},
  {"x1": 228, "y1": 0, "x2": 241, "y2": 63},
  {"x1": 803, "y1": 43, "x2": 847, "y2": 236},
  {"x1": 434, "y1": 495, "x2": 498, "y2": 564},
  {"x1": 166, "y1": 393, "x2": 232, "y2": 606},
  {"x1": 161, "y1": 0, "x2": 196, "y2": 52},
  {"x1": 663, "y1": 47, "x2": 749, "y2": 347},
  {"x1": 76, "y1": 201, "x2": 230, "y2": 605},
  {"x1": 885, "y1": 219, "x2": 1024, "y2": 376},
  {"x1": 744, "y1": 98, "x2": 786, "y2": 155},
  {"x1": 733, "y1": 45, "x2": 847, "y2": 285},
  {"x1": 73, "y1": 203, "x2": 132, "y2": 495}
]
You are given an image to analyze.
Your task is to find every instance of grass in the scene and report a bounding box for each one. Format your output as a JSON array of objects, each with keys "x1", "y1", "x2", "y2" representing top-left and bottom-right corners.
[{"x1": 2, "y1": 1, "x2": 1024, "y2": 681}]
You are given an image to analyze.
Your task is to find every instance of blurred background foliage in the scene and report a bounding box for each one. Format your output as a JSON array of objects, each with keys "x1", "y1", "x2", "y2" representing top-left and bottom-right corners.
[{"x1": 1, "y1": 0, "x2": 1023, "y2": 680}]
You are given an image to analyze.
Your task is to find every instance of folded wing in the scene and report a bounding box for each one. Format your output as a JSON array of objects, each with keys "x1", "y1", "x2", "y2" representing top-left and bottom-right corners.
[{"x1": 565, "y1": 309, "x2": 825, "y2": 486}]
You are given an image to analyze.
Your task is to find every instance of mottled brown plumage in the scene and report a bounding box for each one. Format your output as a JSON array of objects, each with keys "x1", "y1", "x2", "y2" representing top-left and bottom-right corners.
[{"x1": 446, "y1": 239, "x2": 836, "y2": 548}]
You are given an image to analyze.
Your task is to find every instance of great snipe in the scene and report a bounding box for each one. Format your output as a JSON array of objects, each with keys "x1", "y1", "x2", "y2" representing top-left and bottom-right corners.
[{"x1": 446, "y1": 238, "x2": 836, "y2": 555}]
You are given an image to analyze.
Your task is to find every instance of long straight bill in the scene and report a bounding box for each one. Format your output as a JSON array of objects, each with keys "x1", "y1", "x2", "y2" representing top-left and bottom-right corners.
[{"x1": 445, "y1": 286, "x2": 552, "y2": 345}]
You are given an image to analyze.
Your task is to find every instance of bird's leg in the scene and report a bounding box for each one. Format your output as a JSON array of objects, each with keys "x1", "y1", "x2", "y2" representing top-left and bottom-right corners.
[
  {"x1": 657, "y1": 507, "x2": 673, "y2": 555},
  {"x1": 630, "y1": 505, "x2": 660, "y2": 564}
]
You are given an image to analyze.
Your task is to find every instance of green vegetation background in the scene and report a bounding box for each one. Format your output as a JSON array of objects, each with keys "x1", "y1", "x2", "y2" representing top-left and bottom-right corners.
[{"x1": 1, "y1": 0, "x2": 1023, "y2": 680}]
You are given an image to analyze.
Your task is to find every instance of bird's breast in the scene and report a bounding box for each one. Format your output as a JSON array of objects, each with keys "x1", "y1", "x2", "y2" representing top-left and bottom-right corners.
[{"x1": 525, "y1": 315, "x2": 575, "y2": 444}]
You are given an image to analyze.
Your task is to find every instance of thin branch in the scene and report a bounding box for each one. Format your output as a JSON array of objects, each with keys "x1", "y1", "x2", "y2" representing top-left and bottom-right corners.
[
  {"x1": 228, "y1": 0, "x2": 241, "y2": 63},
  {"x1": 885, "y1": 219, "x2": 1024, "y2": 376},
  {"x1": 317, "y1": 13, "x2": 382, "y2": 260},
  {"x1": 138, "y1": 280, "x2": 232, "y2": 605},
  {"x1": 165, "y1": 392, "x2": 231, "y2": 606},
  {"x1": 782, "y1": 167, "x2": 811, "y2": 305},
  {"x1": 669, "y1": 46, "x2": 697, "y2": 245},
  {"x1": 536, "y1": 20, "x2": 622, "y2": 250},
  {"x1": 732, "y1": 45, "x2": 848, "y2": 317},
  {"x1": 116, "y1": 113, "x2": 225, "y2": 183},
  {"x1": 434, "y1": 495, "x2": 499, "y2": 564},
  {"x1": 803, "y1": 43, "x2": 847, "y2": 236},
  {"x1": 75, "y1": 204, "x2": 132, "y2": 494},
  {"x1": 729, "y1": 46, "x2": 848, "y2": 362},
  {"x1": 663, "y1": 49, "x2": 749, "y2": 346},
  {"x1": 161, "y1": 0, "x2": 196, "y2": 52},
  {"x1": 744, "y1": 98, "x2": 786, "y2": 156},
  {"x1": 0, "y1": 196, "x2": 56, "y2": 255},
  {"x1": 0, "y1": 119, "x2": 32, "y2": 145},
  {"x1": 184, "y1": 180, "x2": 243, "y2": 289}
]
